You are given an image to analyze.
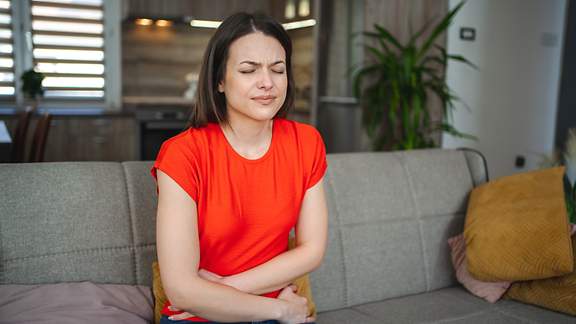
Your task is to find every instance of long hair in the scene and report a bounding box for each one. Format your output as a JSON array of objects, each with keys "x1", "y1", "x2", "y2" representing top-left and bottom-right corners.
[{"x1": 187, "y1": 12, "x2": 294, "y2": 129}]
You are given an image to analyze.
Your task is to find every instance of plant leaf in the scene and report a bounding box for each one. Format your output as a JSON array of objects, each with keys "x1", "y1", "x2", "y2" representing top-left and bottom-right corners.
[
  {"x1": 438, "y1": 122, "x2": 477, "y2": 140},
  {"x1": 408, "y1": 18, "x2": 434, "y2": 46},
  {"x1": 363, "y1": 31, "x2": 392, "y2": 53},
  {"x1": 564, "y1": 175, "x2": 576, "y2": 223},
  {"x1": 416, "y1": 1, "x2": 465, "y2": 61},
  {"x1": 374, "y1": 24, "x2": 404, "y2": 51},
  {"x1": 447, "y1": 54, "x2": 478, "y2": 69}
]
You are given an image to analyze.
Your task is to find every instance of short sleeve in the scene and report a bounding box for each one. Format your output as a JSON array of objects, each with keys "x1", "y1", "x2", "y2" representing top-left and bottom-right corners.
[
  {"x1": 305, "y1": 127, "x2": 328, "y2": 190},
  {"x1": 150, "y1": 138, "x2": 199, "y2": 202}
]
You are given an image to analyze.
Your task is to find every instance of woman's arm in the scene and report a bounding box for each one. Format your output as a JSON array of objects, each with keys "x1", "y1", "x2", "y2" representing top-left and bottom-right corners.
[
  {"x1": 156, "y1": 170, "x2": 307, "y2": 323},
  {"x1": 222, "y1": 178, "x2": 329, "y2": 295}
]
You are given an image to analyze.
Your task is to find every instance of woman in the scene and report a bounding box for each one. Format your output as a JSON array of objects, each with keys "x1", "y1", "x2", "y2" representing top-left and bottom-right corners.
[{"x1": 152, "y1": 12, "x2": 328, "y2": 324}]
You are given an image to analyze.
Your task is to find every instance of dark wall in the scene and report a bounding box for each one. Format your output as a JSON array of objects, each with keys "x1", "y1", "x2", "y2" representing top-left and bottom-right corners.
[{"x1": 556, "y1": 0, "x2": 576, "y2": 150}]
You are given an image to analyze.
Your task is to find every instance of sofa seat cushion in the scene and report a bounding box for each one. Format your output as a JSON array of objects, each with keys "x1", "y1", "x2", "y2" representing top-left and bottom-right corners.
[
  {"x1": 0, "y1": 281, "x2": 154, "y2": 324},
  {"x1": 316, "y1": 287, "x2": 575, "y2": 323}
]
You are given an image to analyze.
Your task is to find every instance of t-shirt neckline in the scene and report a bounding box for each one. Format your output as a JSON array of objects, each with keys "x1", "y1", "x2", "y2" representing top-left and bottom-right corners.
[{"x1": 217, "y1": 119, "x2": 276, "y2": 164}]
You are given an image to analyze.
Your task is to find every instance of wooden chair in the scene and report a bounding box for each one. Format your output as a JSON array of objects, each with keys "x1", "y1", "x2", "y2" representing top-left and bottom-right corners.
[
  {"x1": 9, "y1": 109, "x2": 33, "y2": 163},
  {"x1": 28, "y1": 112, "x2": 52, "y2": 163}
]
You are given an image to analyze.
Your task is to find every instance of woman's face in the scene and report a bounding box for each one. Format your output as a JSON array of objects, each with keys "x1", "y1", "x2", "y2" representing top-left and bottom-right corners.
[{"x1": 218, "y1": 32, "x2": 288, "y2": 124}]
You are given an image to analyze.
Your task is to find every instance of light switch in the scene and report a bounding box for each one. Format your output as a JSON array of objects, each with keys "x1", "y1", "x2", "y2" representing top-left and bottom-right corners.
[{"x1": 460, "y1": 27, "x2": 476, "y2": 41}]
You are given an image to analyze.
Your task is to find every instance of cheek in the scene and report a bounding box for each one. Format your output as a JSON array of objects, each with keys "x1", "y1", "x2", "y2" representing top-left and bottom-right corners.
[
  {"x1": 276, "y1": 75, "x2": 288, "y2": 93},
  {"x1": 226, "y1": 77, "x2": 252, "y2": 98}
]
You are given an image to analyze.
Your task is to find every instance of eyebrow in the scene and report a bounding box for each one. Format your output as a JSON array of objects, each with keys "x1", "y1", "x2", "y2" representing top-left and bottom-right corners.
[{"x1": 239, "y1": 60, "x2": 285, "y2": 67}]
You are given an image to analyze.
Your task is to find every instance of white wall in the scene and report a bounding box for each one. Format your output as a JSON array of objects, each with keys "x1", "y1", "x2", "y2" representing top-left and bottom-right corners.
[{"x1": 442, "y1": 0, "x2": 567, "y2": 179}]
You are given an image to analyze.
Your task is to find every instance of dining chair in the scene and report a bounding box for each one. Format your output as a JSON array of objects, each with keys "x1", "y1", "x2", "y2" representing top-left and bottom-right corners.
[
  {"x1": 28, "y1": 112, "x2": 52, "y2": 163},
  {"x1": 9, "y1": 108, "x2": 34, "y2": 163}
]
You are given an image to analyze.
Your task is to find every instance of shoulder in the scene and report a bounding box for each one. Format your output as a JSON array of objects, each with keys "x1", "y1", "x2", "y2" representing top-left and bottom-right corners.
[{"x1": 157, "y1": 125, "x2": 212, "y2": 159}]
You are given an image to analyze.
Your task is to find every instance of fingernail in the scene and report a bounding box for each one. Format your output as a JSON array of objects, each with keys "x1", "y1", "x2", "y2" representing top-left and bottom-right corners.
[{"x1": 168, "y1": 316, "x2": 173, "y2": 320}]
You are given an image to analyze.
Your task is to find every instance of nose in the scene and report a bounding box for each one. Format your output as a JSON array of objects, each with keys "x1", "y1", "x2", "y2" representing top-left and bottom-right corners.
[{"x1": 257, "y1": 70, "x2": 274, "y2": 90}]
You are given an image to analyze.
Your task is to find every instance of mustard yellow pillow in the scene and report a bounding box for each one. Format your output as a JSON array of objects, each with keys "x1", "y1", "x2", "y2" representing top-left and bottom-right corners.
[
  {"x1": 288, "y1": 235, "x2": 317, "y2": 318},
  {"x1": 152, "y1": 236, "x2": 317, "y2": 324},
  {"x1": 464, "y1": 166, "x2": 574, "y2": 282},
  {"x1": 152, "y1": 261, "x2": 167, "y2": 324},
  {"x1": 504, "y1": 231, "x2": 576, "y2": 316}
]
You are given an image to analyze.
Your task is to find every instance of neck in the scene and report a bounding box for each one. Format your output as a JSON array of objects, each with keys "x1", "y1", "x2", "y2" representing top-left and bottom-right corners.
[{"x1": 220, "y1": 114, "x2": 274, "y2": 148}]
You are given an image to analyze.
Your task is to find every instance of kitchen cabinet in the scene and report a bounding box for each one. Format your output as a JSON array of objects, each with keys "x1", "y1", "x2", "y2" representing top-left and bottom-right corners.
[
  {"x1": 3, "y1": 115, "x2": 138, "y2": 162},
  {"x1": 44, "y1": 117, "x2": 138, "y2": 162}
]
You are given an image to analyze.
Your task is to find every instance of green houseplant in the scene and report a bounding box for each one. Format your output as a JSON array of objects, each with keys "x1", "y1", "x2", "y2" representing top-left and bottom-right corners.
[
  {"x1": 563, "y1": 129, "x2": 576, "y2": 223},
  {"x1": 21, "y1": 68, "x2": 45, "y2": 110},
  {"x1": 538, "y1": 129, "x2": 576, "y2": 224},
  {"x1": 353, "y1": 1, "x2": 476, "y2": 151}
]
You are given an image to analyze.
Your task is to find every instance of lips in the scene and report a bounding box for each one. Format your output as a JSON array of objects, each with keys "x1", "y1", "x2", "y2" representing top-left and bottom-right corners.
[{"x1": 252, "y1": 95, "x2": 276, "y2": 105}]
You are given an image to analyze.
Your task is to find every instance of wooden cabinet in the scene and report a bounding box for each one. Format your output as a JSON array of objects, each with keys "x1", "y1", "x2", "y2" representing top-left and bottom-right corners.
[{"x1": 42, "y1": 117, "x2": 138, "y2": 162}]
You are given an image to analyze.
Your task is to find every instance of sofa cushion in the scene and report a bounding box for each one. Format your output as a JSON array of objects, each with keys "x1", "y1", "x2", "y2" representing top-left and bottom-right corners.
[
  {"x1": 0, "y1": 281, "x2": 153, "y2": 324},
  {"x1": 464, "y1": 166, "x2": 574, "y2": 281},
  {"x1": 316, "y1": 287, "x2": 576, "y2": 324},
  {"x1": 504, "y1": 225, "x2": 576, "y2": 316}
]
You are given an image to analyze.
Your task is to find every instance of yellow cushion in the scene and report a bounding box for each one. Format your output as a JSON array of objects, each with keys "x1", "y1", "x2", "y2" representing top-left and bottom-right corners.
[
  {"x1": 504, "y1": 233, "x2": 576, "y2": 316},
  {"x1": 152, "y1": 236, "x2": 317, "y2": 324},
  {"x1": 152, "y1": 261, "x2": 167, "y2": 324},
  {"x1": 464, "y1": 166, "x2": 574, "y2": 281},
  {"x1": 288, "y1": 235, "x2": 317, "y2": 319}
]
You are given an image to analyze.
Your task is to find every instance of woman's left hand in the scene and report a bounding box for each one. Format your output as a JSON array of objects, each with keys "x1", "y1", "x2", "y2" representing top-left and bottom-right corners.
[{"x1": 167, "y1": 269, "x2": 226, "y2": 321}]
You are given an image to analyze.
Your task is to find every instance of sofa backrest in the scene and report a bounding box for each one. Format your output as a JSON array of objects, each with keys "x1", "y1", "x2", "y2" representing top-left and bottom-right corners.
[
  {"x1": 310, "y1": 148, "x2": 487, "y2": 311},
  {"x1": 0, "y1": 148, "x2": 487, "y2": 312}
]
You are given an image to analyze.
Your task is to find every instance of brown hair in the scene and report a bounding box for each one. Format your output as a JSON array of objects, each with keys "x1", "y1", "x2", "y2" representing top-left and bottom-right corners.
[{"x1": 186, "y1": 12, "x2": 295, "y2": 129}]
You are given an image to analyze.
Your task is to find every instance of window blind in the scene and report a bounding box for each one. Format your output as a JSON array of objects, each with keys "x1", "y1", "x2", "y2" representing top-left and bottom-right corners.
[
  {"x1": 0, "y1": 0, "x2": 14, "y2": 100},
  {"x1": 30, "y1": 0, "x2": 105, "y2": 100}
]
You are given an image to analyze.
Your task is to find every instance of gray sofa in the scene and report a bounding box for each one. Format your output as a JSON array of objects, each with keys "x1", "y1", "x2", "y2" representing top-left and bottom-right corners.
[{"x1": 1, "y1": 149, "x2": 574, "y2": 323}]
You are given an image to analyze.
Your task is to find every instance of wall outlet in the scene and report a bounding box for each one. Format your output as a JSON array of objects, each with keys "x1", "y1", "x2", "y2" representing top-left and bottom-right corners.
[{"x1": 515, "y1": 155, "x2": 526, "y2": 168}]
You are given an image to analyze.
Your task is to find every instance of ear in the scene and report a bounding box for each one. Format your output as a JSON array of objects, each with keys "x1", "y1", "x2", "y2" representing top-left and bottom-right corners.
[{"x1": 218, "y1": 81, "x2": 225, "y2": 93}]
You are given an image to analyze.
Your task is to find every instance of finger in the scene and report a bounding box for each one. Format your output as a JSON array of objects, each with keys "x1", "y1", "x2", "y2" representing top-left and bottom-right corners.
[
  {"x1": 169, "y1": 312, "x2": 194, "y2": 320},
  {"x1": 305, "y1": 316, "x2": 316, "y2": 322},
  {"x1": 167, "y1": 306, "x2": 179, "y2": 311}
]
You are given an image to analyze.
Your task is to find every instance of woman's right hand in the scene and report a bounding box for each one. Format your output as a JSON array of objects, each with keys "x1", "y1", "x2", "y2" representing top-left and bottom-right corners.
[{"x1": 277, "y1": 285, "x2": 315, "y2": 324}]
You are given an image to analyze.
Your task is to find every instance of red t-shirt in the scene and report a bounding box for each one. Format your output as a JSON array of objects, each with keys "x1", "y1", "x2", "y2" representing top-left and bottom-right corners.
[{"x1": 150, "y1": 117, "x2": 327, "y2": 322}]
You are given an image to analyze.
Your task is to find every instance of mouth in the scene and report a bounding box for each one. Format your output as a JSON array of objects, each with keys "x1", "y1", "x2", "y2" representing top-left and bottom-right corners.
[{"x1": 252, "y1": 95, "x2": 276, "y2": 105}]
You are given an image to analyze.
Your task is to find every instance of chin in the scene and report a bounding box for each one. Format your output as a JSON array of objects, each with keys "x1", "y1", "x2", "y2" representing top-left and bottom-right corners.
[{"x1": 247, "y1": 105, "x2": 282, "y2": 121}]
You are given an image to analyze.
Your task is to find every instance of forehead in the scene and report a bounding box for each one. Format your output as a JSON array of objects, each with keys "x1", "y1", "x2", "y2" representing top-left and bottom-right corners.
[{"x1": 228, "y1": 32, "x2": 286, "y2": 63}]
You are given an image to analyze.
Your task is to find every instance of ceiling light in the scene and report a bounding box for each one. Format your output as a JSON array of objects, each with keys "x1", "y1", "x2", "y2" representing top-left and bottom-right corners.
[
  {"x1": 189, "y1": 20, "x2": 221, "y2": 28},
  {"x1": 135, "y1": 18, "x2": 153, "y2": 26},
  {"x1": 298, "y1": 0, "x2": 310, "y2": 17},
  {"x1": 155, "y1": 19, "x2": 172, "y2": 27},
  {"x1": 285, "y1": 0, "x2": 296, "y2": 19},
  {"x1": 282, "y1": 19, "x2": 316, "y2": 30}
]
